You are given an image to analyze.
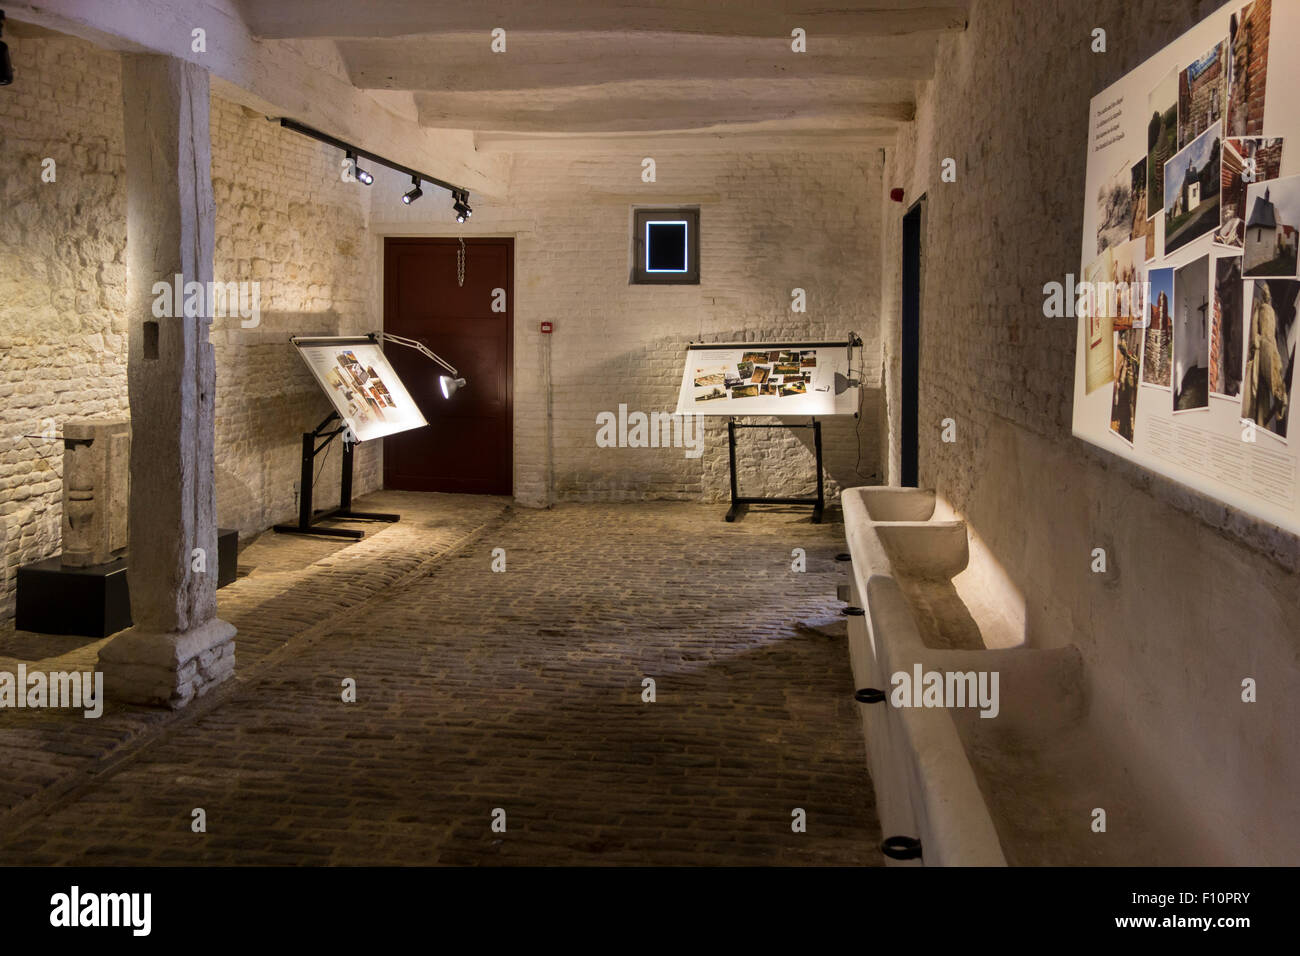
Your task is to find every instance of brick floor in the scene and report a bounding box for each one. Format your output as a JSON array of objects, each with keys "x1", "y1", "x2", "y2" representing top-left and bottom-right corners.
[{"x1": 0, "y1": 494, "x2": 881, "y2": 866}]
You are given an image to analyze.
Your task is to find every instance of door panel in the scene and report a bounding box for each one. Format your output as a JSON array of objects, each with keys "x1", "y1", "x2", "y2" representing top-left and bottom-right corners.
[
  {"x1": 383, "y1": 238, "x2": 513, "y2": 494},
  {"x1": 901, "y1": 200, "x2": 923, "y2": 488}
]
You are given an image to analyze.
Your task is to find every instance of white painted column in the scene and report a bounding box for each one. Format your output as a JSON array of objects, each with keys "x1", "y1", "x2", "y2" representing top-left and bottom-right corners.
[{"x1": 98, "y1": 54, "x2": 235, "y2": 708}]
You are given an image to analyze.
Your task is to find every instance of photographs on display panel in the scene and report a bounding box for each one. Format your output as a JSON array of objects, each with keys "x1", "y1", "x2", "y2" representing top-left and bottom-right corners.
[
  {"x1": 292, "y1": 338, "x2": 427, "y2": 442},
  {"x1": 1078, "y1": 0, "x2": 1300, "y2": 535}
]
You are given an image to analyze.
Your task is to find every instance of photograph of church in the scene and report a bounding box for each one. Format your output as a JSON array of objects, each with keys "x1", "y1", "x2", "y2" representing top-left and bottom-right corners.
[
  {"x1": 1243, "y1": 175, "x2": 1300, "y2": 277},
  {"x1": 1163, "y1": 121, "x2": 1222, "y2": 253}
]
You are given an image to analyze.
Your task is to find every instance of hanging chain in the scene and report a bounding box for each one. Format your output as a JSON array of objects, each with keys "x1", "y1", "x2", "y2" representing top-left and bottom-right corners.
[{"x1": 457, "y1": 237, "x2": 466, "y2": 287}]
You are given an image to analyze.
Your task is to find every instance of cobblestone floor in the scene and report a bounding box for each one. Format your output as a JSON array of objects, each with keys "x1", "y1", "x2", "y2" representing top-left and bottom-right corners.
[{"x1": 0, "y1": 494, "x2": 881, "y2": 866}]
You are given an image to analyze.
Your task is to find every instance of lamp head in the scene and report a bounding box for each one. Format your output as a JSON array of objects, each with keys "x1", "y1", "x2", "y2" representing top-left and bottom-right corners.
[
  {"x1": 440, "y1": 375, "x2": 467, "y2": 399},
  {"x1": 834, "y1": 371, "x2": 861, "y2": 395}
]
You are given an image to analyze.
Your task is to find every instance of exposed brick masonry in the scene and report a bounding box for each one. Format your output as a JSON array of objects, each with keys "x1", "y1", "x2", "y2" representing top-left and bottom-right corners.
[{"x1": 0, "y1": 36, "x2": 382, "y2": 617}]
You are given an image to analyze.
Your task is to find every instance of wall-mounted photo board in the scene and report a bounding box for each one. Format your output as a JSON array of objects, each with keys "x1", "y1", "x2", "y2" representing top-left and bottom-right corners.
[
  {"x1": 291, "y1": 336, "x2": 427, "y2": 442},
  {"x1": 1074, "y1": 0, "x2": 1300, "y2": 535},
  {"x1": 674, "y1": 341, "x2": 859, "y2": 417}
]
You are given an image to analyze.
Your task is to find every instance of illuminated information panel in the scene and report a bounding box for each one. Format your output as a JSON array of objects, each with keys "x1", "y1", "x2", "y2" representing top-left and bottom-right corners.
[
  {"x1": 1074, "y1": 1, "x2": 1300, "y2": 534},
  {"x1": 292, "y1": 336, "x2": 427, "y2": 442},
  {"x1": 674, "y1": 341, "x2": 859, "y2": 417}
]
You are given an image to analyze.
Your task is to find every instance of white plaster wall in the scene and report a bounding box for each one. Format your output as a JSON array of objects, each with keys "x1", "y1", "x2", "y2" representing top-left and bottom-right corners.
[{"x1": 880, "y1": 0, "x2": 1300, "y2": 864}]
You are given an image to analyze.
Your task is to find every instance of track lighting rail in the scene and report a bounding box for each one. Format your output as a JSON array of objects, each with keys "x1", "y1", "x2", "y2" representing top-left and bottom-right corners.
[{"x1": 277, "y1": 117, "x2": 470, "y2": 214}]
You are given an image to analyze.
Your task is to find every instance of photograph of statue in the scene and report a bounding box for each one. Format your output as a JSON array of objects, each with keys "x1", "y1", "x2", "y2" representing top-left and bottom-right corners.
[{"x1": 1241, "y1": 278, "x2": 1299, "y2": 439}]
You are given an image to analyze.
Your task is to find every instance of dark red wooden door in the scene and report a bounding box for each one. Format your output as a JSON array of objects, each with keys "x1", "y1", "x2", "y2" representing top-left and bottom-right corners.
[{"x1": 382, "y1": 237, "x2": 513, "y2": 494}]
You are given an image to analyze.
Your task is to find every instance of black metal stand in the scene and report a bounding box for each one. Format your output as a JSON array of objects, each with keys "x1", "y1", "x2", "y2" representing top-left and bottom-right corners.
[
  {"x1": 273, "y1": 412, "x2": 400, "y2": 539},
  {"x1": 725, "y1": 417, "x2": 825, "y2": 523}
]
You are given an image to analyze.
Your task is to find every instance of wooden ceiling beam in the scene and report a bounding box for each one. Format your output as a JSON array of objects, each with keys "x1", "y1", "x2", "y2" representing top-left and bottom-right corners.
[
  {"x1": 237, "y1": 0, "x2": 969, "y2": 40},
  {"x1": 338, "y1": 32, "x2": 945, "y2": 91},
  {"x1": 414, "y1": 78, "x2": 915, "y2": 133}
]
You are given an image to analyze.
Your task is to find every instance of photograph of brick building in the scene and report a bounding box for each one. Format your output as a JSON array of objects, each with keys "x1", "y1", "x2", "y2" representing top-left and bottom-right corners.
[
  {"x1": 1178, "y1": 40, "x2": 1225, "y2": 149},
  {"x1": 1142, "y1": 267, "x2": 1174, "y2": 388},
  {"x1": 1226, "y1": 0, "x2": 1272, "y2": 138},
  {"x1": 1211, "y1": 254, "x2": 1245, "y2": 397}
]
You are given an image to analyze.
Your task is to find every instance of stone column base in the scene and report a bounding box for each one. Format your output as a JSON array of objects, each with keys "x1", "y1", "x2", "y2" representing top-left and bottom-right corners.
[{"x1": 98, "y1": 618, "x2": 236, "y2": 709}]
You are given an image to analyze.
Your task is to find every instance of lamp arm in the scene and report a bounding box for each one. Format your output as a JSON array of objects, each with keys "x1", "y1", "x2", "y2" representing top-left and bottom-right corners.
[{"x1": 372, "y1": 331, "x2": 459, "y2": 376}]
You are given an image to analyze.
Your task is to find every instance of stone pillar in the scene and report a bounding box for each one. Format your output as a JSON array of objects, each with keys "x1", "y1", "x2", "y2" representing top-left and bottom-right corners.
[{"x1": 98, "y1": 55, "x2": 235, "y2": 708}]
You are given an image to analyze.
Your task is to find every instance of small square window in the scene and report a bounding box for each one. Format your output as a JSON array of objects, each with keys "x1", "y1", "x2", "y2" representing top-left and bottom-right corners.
[{"x1": 632, "y1": 207, "x2": 699, "y2": 284}]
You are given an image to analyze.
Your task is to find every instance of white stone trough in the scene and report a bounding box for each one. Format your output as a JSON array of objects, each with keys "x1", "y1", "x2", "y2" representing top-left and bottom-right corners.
[{"x1": 841, "y1": 487, "x2": 1179, "y2": 866}]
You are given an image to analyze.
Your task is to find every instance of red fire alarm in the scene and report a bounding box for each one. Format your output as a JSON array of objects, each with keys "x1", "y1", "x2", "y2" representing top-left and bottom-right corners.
[
  {"x1": 890, "y1": 188, "x2": 905, "y2": 203},
  {"x1": 540, "y1": 321, "x2": 553, "y2": 334}
]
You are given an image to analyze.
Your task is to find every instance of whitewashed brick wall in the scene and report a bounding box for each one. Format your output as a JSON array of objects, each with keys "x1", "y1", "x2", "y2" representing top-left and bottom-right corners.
[
  {"x1": 371, "y1": 147, "x2": 885, "y2": 508},
  {"x1": 209, "y1": 97, "x2": 380, "y2": 534},
  {"x1": 1, "y1": 33, "x2": 885, "y2": 621},
  {"x1": 0, "y1": 36, "x2": 381, "y2": 617},
  {"x1": 881, "y1": 0, "x2": 1300, "y2": 864},
  {"x1": 0, "y1": 36, "x2": 129, "y2": 619}
]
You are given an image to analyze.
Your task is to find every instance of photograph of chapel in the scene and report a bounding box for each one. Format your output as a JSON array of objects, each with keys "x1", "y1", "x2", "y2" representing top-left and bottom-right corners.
[
  {"x1": 0, "y1": 0, "x2": 1297, "y2": 930},
  {"x1": 1243, "y1": 176, "x2": 1300, "y2": 277},
  {"x1": 1163, "y1": 121, "x2": 1223, "y2": 253}
]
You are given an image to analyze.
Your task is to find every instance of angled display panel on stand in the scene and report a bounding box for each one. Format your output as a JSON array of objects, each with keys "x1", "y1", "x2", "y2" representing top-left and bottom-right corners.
[
  {"x1": 674, "y1": 341, "x2": 860, "y2": 417},
  {"x1": 292, "y1": 336, "x2": 427, "y2": 442}
]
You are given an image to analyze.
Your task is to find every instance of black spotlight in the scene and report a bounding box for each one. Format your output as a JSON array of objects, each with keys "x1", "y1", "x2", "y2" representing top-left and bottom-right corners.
[
  {"x1": 346, "y1": 152, "x2": 373, "y2": 185},
  {"x1": 452, "y1": 190, "x2": 473, "y2": 222},
  {"x1": 402, "y1": 176, "x2": 423, "y2": 205},
  {"x1": 0, "y1": 12, "x2": 14, "y2": 87}
]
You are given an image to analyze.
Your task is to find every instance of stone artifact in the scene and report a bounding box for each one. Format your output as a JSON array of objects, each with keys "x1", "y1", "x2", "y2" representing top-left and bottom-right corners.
[
  {"x1": 1243, "y1": 282, "x2": 1289, "y2": 428},
  {"x1": 61, "y1": 419, "x2": 131, "y2": 568}
]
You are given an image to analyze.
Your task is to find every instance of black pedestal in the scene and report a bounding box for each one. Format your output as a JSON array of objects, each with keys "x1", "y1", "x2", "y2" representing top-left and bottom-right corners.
[
  {"x1": 217, "y1": 528, "x2": 238, "y2": 589},
  {"x1": 16, "y1": 556, "x2": 132, "y2": 638},
  {"x1": 17, "y1": 530, "x2": 237, "y2": 638}
]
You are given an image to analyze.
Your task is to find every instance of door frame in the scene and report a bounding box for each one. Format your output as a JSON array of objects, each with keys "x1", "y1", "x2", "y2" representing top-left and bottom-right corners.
[
  {"x1": 900, "y1": 196, "x2": 925, "y2": 488},
  {"x1": 380, "y1": 235, "x2": 514, "y2": 495}
]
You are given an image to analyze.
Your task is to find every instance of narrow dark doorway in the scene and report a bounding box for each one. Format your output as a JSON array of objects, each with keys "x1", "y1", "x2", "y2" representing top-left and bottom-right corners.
[
  {"x1": 900, "y1": 198, "x2": 924, "y2": 488},
  {"x1": 382, "y1": 237, "x2": 513, "y2": 494}
]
